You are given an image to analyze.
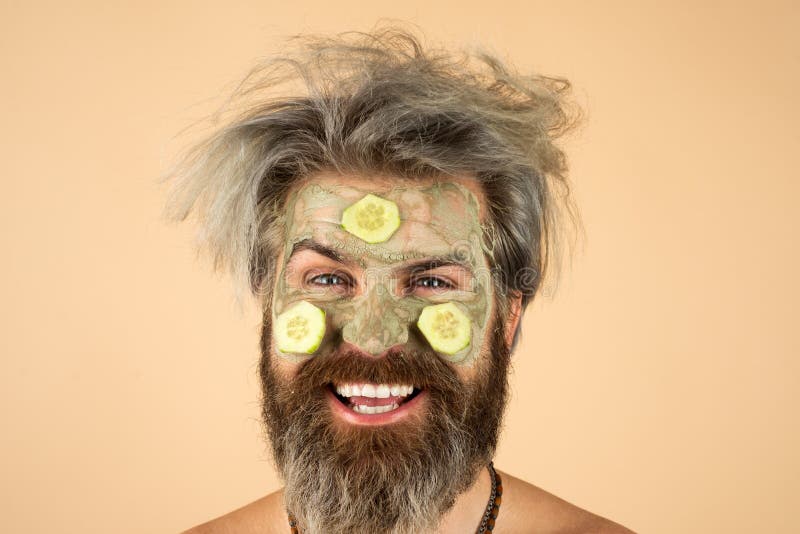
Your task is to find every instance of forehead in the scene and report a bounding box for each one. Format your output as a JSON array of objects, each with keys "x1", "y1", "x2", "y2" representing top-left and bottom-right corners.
[{"x1": 282, "y1": 172, "x2": 488, "y2": 261}]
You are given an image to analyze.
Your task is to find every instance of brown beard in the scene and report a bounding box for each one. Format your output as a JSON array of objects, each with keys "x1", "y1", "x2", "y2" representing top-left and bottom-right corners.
[{"x1": 259, "y1": 307, "x2": 511, "y2": 533}]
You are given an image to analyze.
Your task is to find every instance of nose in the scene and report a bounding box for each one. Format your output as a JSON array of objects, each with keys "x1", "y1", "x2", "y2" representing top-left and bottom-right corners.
[{"x1": 341, "y1": 286, "x2": 410, "y2": 357}]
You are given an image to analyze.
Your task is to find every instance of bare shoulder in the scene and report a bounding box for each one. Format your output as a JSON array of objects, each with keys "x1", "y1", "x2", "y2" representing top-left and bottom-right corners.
[
  {"x1": 495, "y1": 469, "x2": 636, "y2": 534},
  {"x1": 180, "y1": 489, "x2": 287, "y2": 534}
]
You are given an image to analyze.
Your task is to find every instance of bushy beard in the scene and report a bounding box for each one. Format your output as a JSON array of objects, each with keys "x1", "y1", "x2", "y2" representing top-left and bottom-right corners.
[{"x1": 259, "y1": 309, "x2": 511, "y2": 533}]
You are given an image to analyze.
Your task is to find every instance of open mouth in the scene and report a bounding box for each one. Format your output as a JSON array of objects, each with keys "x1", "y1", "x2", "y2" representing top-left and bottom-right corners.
[{"x1": 326, "y1": 382, "x2": 425, "y2": 424}]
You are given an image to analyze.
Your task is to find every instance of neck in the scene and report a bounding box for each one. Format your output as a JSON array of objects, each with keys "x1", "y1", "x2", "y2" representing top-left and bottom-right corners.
[{"x1": 435, "y1": 464, "x2": 494, "y2": 533}]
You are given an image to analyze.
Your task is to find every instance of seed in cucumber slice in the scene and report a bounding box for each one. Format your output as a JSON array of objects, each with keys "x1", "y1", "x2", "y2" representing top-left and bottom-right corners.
[
  {"x1": 417, "y1": 302, "x2": 471, "y2": 355},
  {"x1": 274, "y1": 300, "x2": 326, "y2": 355},
  {"x1": 340, "y1": 193, "x2": 401, "y2": 243}
]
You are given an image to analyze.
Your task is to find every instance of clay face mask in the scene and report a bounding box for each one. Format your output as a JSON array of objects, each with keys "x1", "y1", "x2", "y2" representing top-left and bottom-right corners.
[{"x1": 271, "y1": 176, "x2": 494, "y2": 367}]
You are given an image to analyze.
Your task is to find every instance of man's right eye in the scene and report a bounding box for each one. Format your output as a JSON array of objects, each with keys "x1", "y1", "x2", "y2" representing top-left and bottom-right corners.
[{"x1": 307, "y1": 273, "x2": 350, "y2": 288}]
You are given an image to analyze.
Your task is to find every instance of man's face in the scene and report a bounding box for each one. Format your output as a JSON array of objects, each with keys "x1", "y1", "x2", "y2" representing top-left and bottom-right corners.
[
  {"x1": 271, "y1": 172, "x2": 496, "y2": 368},
  {"x1": 259, "y1": 172, "x2": 516, "y2": 533}
]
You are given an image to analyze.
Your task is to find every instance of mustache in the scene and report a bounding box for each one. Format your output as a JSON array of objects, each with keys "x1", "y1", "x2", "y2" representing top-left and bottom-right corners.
[{"x1": 291, "y1": 346, "x2": 463, "y2": 394}]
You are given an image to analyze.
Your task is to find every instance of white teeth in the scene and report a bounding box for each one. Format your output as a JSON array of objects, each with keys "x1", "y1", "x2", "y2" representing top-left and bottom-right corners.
[
  {"x1": 352, "y1": 403, "x2": 400, "y2": 414},
  {"x1": 334, "y1": 382, "x2": 414, "y2": 398},
  {"x1": 332, "y1": 383, "x2": 415, "y2": 416}
]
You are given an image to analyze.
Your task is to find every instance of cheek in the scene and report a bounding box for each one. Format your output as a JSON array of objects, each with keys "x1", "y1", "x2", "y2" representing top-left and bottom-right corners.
[
  {"x1": 268, "y1": 264, "x2": 335, "y2": 364},
  {"x1": 438, "y1": 285, "x2": 491, "y2": 367},
  {"x1": 452, "y1": 363, "x2": 477, "y2": 385},
  {"x1": 271, "y1": 355, "x2": 300, "y2": 382},
  {"x1": 261, "y1": 293, "x2": 313, "y2": 373}
]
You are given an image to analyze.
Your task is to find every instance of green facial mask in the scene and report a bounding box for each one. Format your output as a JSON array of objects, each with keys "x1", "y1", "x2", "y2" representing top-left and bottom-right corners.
[{"x1": 272, "y1": 179, "x2": 494, "y2": 367}]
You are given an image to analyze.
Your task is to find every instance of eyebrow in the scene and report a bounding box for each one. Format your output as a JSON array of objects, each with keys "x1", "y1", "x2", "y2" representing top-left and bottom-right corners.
[
  {"x1": 289, "y1": 239, "x2": 354, "y2": 266},
  {"x1": 287, "y1": 238, "x2": 474, "y2": 274}
]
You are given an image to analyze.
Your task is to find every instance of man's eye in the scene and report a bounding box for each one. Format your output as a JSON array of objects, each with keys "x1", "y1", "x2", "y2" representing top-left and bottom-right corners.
[
  {"x1": 308, "y1": 273, "x2": 349, "y2": 287},
  {"x1": 413, "y1": 277, "x2": 453, "y2": 290}
]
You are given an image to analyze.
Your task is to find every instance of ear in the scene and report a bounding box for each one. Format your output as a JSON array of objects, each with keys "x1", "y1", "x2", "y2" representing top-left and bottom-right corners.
[{"x1": 504, "y1": 292, "x2": 523, "y2": 350}]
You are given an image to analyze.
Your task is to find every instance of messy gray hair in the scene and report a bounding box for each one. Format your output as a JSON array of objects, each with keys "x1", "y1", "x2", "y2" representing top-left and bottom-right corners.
[{"x1": 162, "y1": 24, "x2": 582, "y2": 349}]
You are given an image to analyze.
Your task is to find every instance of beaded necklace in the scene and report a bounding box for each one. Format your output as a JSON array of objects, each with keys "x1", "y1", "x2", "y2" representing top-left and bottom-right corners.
[{"x1": 287, "y1": 462, "x2": 503, "y2": 533}]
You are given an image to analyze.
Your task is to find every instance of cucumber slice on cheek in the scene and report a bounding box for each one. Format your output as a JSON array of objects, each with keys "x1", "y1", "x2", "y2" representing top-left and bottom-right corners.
[
  {"x1": 417, "y1": 302, "x2": 471, "y2": 355},
  {"x1": 274, "y1": 300, "x2": 326, "y2": 354}
]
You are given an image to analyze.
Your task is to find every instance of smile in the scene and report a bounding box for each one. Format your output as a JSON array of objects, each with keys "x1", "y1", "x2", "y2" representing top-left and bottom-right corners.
[{"x1": 326, "y1": 382, "x2": 426, "y2": 425}]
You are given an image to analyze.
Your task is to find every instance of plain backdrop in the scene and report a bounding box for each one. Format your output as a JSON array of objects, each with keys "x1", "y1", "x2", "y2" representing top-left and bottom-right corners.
[{"x1": 1, "y1": 2, "x2": 798, "y2": 533}]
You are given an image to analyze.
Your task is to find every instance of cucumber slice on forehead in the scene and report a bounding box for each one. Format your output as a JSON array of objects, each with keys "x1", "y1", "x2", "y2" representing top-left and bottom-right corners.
[
  {"x1": 341, "y1": 193, "x2": 401, "y2": 243},
  {"x1": 274, "y1": 300, "x2": 326, "y2": 355},
  {"x1": 417, "y1": 302, "x2": 471, "y2": 355}
]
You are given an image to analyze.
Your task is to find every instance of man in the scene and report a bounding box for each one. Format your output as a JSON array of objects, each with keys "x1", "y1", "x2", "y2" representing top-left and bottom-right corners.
[{"x1": 167, "y1": 26, "x2": 634, "y2": 534}]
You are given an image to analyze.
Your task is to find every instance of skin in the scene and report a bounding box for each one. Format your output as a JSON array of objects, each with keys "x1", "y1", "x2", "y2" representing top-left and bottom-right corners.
[
  {"x1": 183, "y1": 172, "x2": 635, "y2": 534},
  {"x1": 271, "y1": 174, "x2": 494, "y2": 367}
]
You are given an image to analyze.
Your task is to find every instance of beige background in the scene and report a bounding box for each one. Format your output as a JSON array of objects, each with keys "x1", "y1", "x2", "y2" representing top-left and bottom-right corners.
[{"x1": 2, "y1": 1, "x2": 798, "y2": 533}]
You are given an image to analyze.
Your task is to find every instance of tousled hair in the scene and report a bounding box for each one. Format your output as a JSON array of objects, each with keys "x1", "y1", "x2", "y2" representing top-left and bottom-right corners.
[{"x1": 162, "y1": 24, "x2": 583, "y2": 350}]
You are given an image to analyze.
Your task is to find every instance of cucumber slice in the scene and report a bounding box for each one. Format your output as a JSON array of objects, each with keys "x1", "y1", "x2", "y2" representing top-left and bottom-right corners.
[
  {"x1": 274, "y1": 300, "x2": 326, "y2": 354},
  {"x1": 340, "y1": 193, "x2": 401, "y2": 243},
  {"x1": 417, "y1": 302, "x2": 471, "y2": 355}
]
